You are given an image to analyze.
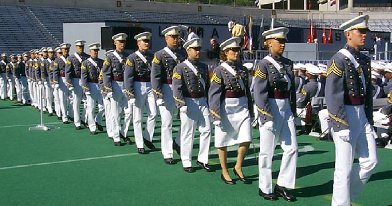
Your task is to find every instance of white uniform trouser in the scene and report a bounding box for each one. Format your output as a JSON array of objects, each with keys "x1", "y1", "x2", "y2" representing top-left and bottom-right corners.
[
  {"x1": 157, "y1": 84, "x2": 177, "y2": 159},
  {"x1": 85, "y1": 82, "x2": 104, "y2": 132},
  {"x1": 132, "y1": 81, "x2": 157, "y2": 148},
  {"x1": 53, "y1": 84, "x2": 61, "y2": 118},
  {"x1": 38, "y1": 81, "x2": 46, "y2": 110},
  {"x1": 19, "y1": 76, "x2": 30, "y2": 104},
  {"x1": 122, "y1": 99, "x2": 134, "y2": 140},
  {"x1": 58, "y1": 77, "x2": 69, "y2": 122},
  {"x1": 179, "y1": 97, "x2": 211, "y2": 168},
  {"x1": 28, "y1": 79, "x2": 34, "y2": 105},
  {"x1": 373, "y1": 110, "x2": 389, "y2": 139},
  {"x1": 103, "y1": 95, "x2": 114, "y2": 138},
  {"x1": 110, "y1": 81, "x2": 127, "y2": 143},
  {"x1": 7, "y1": 77, "x2": 15, "y2": 100},
  {"x1": 258, "y1": 98, "x2": 298, "y2": 194},
  {"x1": 44, "y1": 80, "x2": 53, "y2": 114},
  {"x1": 14, "y1": 78, "x2": 22, "y2": 102},
  {"x1": 331, "y1": 105, "x2": 378, "y2": 206},
  {"x1": 319, "y1": 109, "x2": 330, "y2": 135},
  {"x1": 71, "y1": 78, "x2": 83, "y2": 127},
  {"x1": 0, "y1": 73, "x2": 7, "y2": 99},
  {"x1": 32, "y1": 81, "x2": 38, "y2": 107}
]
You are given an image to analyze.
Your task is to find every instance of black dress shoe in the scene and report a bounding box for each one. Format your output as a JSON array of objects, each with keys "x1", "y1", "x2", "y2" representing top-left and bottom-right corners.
[
  {"x1": 376, "y1": 138, "x2": 386, "y2": 148},
  {"x1": 81, "y1": 121, "x2": 87, "y2": 127},
  {"x1": 75, "y1": 126, "x2": 81, "y2": 130},
  {"x1": 183, "y1": 167, "x2": 194, "y2": 173},
  {"x1": 274, "y1": 185, "x2": 297, "y2": 202},
  {"x1": 120, "y1": 134, "x2": 132, "y2": 145},
  {"x1": 114, "y1": 141, "x2": 121, "y2": 146},
  {"x1": 259, "y1": 189, "x2": 278, "y2": 201},
  {"x1": 173, "y1": 141, "x2": 181, "y2": 155},
  {"x1": 164, "y1": 158, "x2": 175, "y2": 165},
  {"x1": 138, "y1": 148, "x2": 146, "y2": 154},
  {"x1": 63, "y1": 121, "x2": 69, "y2": 124},
  {"x1": 57, "y1": 116, "x2": 62, "y2": 120},
  {"x1": 221, "y1": 174, "x2": 235, "y2": 185},
  {"x1": 233, "y1": 168, "x2": 251, "y2": 184},
  {"x1": 90, "y1": 131, "x2": 97, "y2": 135},
  {"x1": 197, "y1": 161, "x2": 214, "y2": 172},
  {"x1": 48, "y1": 113, "x2": 54, "y2": 116},
  {"x1": 143, "y1": 138, "x2": 156, "y2": 150},
  {"x1": 96, "y1": 123, "x2": 104, "y2": 131}
]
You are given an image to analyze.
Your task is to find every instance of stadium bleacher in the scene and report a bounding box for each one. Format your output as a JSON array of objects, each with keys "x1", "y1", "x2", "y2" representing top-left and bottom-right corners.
[{"x1": 1, "y1": 5, "x2": 392, "y2": 54}]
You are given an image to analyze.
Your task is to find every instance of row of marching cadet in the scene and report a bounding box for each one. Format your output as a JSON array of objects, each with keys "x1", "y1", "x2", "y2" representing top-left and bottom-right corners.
[{"x1": 0, "y1": 14, "x2": 388, "y2": 205}]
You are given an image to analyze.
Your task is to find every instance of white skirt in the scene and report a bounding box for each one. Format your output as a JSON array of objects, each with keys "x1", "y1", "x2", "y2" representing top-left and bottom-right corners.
[{"x1": 214, "y1": 96, "x2": 252, "y2": 147}]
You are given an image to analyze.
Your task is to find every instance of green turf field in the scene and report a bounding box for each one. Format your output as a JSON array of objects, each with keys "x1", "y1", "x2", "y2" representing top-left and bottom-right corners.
[{"x1": 0, "y1": 100, "x2": 391, "y2": 206}]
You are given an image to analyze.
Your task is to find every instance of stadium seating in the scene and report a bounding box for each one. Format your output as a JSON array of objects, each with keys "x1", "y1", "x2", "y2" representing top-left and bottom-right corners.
[{"x1": 0, "y1": 4, "x2": 392, "y2": 54}]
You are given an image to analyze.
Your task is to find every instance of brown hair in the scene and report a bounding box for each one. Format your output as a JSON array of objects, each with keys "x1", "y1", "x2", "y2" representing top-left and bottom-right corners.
[{"x1": 219, "y1": 50, "x2": 227, "y2": 61}]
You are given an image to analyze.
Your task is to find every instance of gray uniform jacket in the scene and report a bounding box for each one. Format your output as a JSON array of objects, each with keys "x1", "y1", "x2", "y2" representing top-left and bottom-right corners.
[
  {"x1": 80, "y1": 57, "x2": 103, "y2": 93},
  {"x1": 325, "y1": 44, "x2": 373, "y2": 132},
  {"x1": 123, "y1": 50, "x2": 153, "y2": 100},
  {"x1": 33, "y1": 59, "x2": 41, "y2": 82},
  {"x1": 65, "y1": 52, "x2": 89, "y2": 87},
  {"x1": 52, "y1": 55, "x2": 68, "y2": 84},
  {"x1": 172, "y1": 59, "x2": 209, "y2": 108},
  {"x1": 253, "y1": 55, "x2": 296, "y2": 125},
  {"x1": 296, "y1": 78, "x2": 319, "y2": 108},
  {"x1": 151, "y1": 47, "x2": 186, "y2": 99},
  {"x1": 26, "y1": 59, "x2": 33, "y2": 80},
  {"x1": 0, "y1": 60, "x2": 7, "y2": 74},
  {"x1": 101, "y1": 50, "x2": 129, "y2": 94},
  {"x1": 40, "y1": 57, "x2": 51, "y2": 81},
  {"x1": 208, "y1": 60, "x2": 253, "y2": 122}
]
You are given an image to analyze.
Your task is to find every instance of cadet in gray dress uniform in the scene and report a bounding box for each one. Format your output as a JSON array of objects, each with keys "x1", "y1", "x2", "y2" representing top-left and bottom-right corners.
[
  {"x1": 6, "y1": 54, "x2": 16, "y2": 101},
  {"x1": 254, "y1": 27, "x2": 297, "y2": 202},
  {"x1": 326, "y1": 15, "x2": 377, "y2": 206},
  {"x1": 102, "y1": 33, "x2": 132, "y2": 146},
  {"x1": 27, "y1": 51, "x2": 35, "y2": 106},
  {"x1": 40, "y1": 47, "x2": 54, "y2": 115},
  {"x1": 208, "y1": 37, "x2": 252, "y2": 185},
  {"x1": 0, "y1": 53, "x2": 8, "y2": 100},
  {"x1": 35, "y1": 49, "x2": 45, "y2": 110},
  {"x1": 151, "y1": 26, "x2": 186, "y2": 164},
  {"x1": 296, "y1": 63, "x2": 322, "y2": 128},
  {"x1": 294, "y1": 63, "x2": 306, "y2": 94},
  {"x1": 123, "y1": 31, "x2": 157, "y2": 154},
  {"x1": 102, "y1": 50, "x2": 114, "y2": 139},
  {"x1": 52, "y1": 47, "x2": 62, "y2": 119},
  {"x1": 53, "y1": 43, "x2": 72, "y2": 124},
  {"x1": 172, "y1": 38, "x2": 213, "y2": 173},
  {"x1": 21, "y1": 52, "x2": 31, "y2": 104},
  {"x1": 66, "y1": 40, "x2": 90, "y2": 129},
  {"x1": 81, "y1": 43, "x2": 104, "y2": 135}
]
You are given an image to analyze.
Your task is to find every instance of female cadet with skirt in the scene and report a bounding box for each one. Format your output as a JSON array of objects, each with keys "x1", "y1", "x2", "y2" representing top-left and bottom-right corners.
[
  {"x1": 208, "y1": 37, "x2": 253, "y2": 185},
  {"x1": 253, "y1": 27, "x2": 298, "y2": 202}
]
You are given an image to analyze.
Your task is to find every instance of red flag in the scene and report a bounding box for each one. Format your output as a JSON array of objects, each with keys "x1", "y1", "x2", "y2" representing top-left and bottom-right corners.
[
  {"x1": 307, "y1": 20, "x2": 314, "y2": 43},
  {"x1": 322, "y1": 25, "x2": 327, "y2": 44},
  {"x1": 327, "y1": 27, "x2": 333, "y2": 44},
  {"x1": 312, "y1": 25, "x2": 317, "y2": 42},
  {"x1": 330, "y1": 0, "x2": 336, "y2": 6}
]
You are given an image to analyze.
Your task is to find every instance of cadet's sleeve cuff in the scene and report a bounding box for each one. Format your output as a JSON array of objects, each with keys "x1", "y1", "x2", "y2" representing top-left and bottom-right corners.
[
  {"x1": 174, "y1": 96, "x2": 185, "y2": 105},
  {"x1": 152, "y1": 89, "x2": 163, "y2": 98},
  {"x1": 328, "y1": 111, "x2": 349, "y2": 126},
  {"x1": 257, "y1": 106, "x2": 272, "y2": 118},
  {"x1": 210, "y1": 109, "x2": 221, "y2": 120}
]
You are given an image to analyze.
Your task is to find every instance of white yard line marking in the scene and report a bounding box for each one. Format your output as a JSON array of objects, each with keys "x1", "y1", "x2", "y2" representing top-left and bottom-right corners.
[
  {"x1": 0, "y1": 153, "x2": 138, "y2": 170},
  {"x1": 0, "y1": 122, "x2": 62, "y2": 129}
]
